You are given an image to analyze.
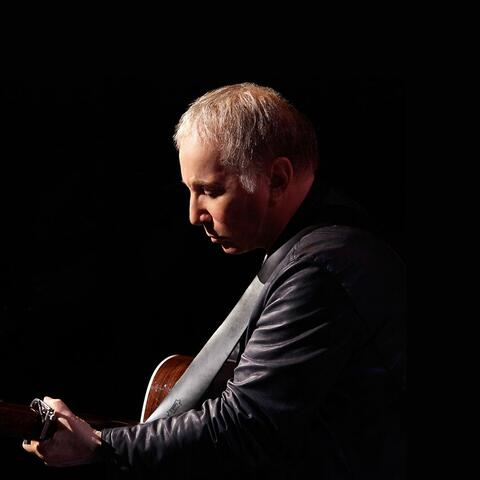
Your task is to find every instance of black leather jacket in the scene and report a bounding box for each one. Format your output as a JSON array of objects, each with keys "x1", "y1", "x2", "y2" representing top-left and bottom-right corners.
[{"x1": 101, "y1": 184, "x2": 406, "y2": 480}]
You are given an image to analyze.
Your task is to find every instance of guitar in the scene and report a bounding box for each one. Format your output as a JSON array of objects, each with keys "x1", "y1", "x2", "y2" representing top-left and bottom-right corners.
[{"x1": 0, "y1": 354, "x2": 236, "y2": 441}]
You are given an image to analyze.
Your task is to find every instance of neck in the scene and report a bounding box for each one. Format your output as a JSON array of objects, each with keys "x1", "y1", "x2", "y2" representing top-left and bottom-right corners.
[{"x1": 265, "y1": 173, "x2": 314, "y2": 253}]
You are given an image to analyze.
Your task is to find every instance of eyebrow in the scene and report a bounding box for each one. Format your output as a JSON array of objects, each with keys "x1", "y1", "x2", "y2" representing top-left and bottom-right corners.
[{"x1": 181, "y1": 180, "x2": 223, "y2": 190}]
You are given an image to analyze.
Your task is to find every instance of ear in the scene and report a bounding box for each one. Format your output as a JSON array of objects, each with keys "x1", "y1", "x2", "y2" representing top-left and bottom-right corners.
[{"x1": 269, "y1": 157, "x2": 293, "y2": 197}]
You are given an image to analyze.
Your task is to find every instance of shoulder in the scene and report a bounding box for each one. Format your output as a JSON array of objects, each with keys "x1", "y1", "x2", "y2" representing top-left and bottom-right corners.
[
  {"x1": 269, "y1": 225, "x2": 406, "y2": 297},
  {"x1": 292, "y1": 225, "x2": 404, "y2": 269}
]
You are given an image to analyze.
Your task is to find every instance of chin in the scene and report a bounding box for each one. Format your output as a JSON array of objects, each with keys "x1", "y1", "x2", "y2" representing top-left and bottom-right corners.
[
  {"x1": 221, "y1": 243, "x2": 256, "y2": 255},
  {"x1": 221, "y1": 245, "x2": 243, "y2": 255}
]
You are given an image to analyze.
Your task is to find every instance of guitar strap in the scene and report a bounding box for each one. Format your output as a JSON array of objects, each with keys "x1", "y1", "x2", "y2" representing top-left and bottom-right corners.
[{"x1": 146, "y1": 225, "x2": 319, "y2": 422}]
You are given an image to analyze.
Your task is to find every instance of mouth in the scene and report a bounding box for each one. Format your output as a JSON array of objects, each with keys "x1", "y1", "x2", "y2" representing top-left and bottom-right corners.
[
  {"x1": 208, "y1": 235, "x2": 223, "y2": 244},
  {"x1": 207, "y1": 234, "x2": 232, "y2": 246}
]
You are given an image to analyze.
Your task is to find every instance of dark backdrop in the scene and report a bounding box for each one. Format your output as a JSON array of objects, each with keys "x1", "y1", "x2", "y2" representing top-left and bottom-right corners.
[{"x1": 1, "y1": 52, "x2": 405, "y2": 477}]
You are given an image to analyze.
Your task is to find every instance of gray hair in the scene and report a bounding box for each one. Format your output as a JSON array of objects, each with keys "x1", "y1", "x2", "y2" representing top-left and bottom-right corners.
[{"x1": 173, "y1": 83, "x2": 318, "y2": 193}]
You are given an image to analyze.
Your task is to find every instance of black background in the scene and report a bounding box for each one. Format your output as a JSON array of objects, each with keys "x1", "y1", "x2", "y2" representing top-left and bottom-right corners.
[{"x1": 1, "y1": 44, "x2": 405, "y2": 476}]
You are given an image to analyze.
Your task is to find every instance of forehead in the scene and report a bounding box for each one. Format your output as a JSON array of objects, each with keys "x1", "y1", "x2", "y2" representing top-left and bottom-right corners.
[{"x1": 179, "y1": 138, "x2": 227, "y2": 186}]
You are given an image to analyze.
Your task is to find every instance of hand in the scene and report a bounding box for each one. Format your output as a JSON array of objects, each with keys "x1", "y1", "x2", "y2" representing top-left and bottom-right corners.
[{"x1": 22, "y1": 396, "x2": 102, "y2": 467}]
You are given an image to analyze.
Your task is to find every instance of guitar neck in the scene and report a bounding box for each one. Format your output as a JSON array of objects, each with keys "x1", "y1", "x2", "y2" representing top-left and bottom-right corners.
[
  {"x1": 0, "y1": 402, "x2": 40, "y2": 439},
  {"x1": 0, "y1": 401, "x2": 134, "y2": 440}
]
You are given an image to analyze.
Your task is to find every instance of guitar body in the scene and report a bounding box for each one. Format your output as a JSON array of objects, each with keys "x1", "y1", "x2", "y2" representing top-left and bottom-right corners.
[
  {"x1": 140, "y1": 354, "x2": 236, "y2": 422},
  {"x1": 0, "y1": 354, "x2": 236, "y2": 439},
  {"x1": 140, "y1": 354, "x2": 193, "y2": 422}
]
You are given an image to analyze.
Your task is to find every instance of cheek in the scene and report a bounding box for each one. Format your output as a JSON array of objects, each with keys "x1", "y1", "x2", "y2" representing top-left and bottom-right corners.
[
  {"x1": 210, "y1": 200, "x2": 249, "y2": 232},
  {"x1": 229, "y1": 198, "x2": 264, "y2": 232},
  {"x1": 208, "y1": 202, "x2": 228, "y2": 225}
]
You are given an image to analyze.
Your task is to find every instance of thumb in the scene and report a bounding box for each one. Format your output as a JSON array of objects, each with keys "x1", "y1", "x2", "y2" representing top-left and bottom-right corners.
[{"x1": 43, "y1": 396, "x2": 74, "y2": 416}]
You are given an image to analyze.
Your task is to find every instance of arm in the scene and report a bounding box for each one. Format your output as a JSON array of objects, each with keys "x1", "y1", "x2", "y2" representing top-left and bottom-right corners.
[{"x1": 101, "y1": 258, "x2": 356, "y2": 477}]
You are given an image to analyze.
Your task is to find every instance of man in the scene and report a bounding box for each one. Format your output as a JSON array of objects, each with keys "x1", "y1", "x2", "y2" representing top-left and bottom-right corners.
[{"x1": 23, "y1": 83, "x2": 406, "y2": 479}]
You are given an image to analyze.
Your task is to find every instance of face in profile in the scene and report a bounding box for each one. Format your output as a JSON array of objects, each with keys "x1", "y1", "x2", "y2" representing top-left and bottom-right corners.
[{"x1": 179, "y1": 138, "x2": 272, "y2": 254}]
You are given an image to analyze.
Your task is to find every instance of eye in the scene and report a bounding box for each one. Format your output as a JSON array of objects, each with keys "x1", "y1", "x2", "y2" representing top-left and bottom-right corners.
[
  {"x1": 203, "y1": 190, "x2": 218, "y2": 198},
  {"x1": 202, "y1": 188, "x2": 223, "y2": 198}
]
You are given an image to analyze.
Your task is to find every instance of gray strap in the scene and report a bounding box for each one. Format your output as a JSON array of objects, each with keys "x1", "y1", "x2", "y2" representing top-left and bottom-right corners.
[
  {"x1": 146, "y1": 275, "x2": 264, "y2": 422},
  {"x1": 146, "y1": 225, "x2": 319, "y2": 422}
]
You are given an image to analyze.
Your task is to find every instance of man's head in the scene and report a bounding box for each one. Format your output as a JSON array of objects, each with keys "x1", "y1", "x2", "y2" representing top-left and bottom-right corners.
[{"x1": 174, "y1": 83, "x2": 318, "y2": 254}]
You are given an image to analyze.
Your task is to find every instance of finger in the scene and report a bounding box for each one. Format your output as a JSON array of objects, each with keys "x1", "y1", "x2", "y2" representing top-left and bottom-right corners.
[
  {"x1": 22, "y1": 439, "x2": 42, "y2": 457},
  {"x1": 43, "y1": 396, "x2": 59, "y2": 407},
  {"x1": 43, "y1": 396, "x2": 73, "y2": 416}
]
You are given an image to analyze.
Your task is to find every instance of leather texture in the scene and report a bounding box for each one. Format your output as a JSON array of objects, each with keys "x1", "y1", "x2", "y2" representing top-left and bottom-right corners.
[{"x1": 101, "y1": 185, "x2": 406, "y2": 480}]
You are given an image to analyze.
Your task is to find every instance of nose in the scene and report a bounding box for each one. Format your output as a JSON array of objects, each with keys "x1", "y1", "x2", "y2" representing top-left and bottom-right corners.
[{"x1": 189, "y1": 194, "x2": 212, "y2": 226}]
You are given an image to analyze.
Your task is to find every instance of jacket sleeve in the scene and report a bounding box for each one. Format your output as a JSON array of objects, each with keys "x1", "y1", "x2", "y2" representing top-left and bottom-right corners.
[{"x1": 101, "y1": 256, "x2": 358, "y2": 478}]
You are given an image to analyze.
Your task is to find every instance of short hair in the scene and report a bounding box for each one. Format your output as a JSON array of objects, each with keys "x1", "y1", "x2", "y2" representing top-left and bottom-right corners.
[{"x1": 173, "y1": 83, "x2": 318, "y2": 192}]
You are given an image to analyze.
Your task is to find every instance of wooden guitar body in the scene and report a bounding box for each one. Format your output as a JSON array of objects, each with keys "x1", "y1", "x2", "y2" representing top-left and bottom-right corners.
[
  {"x1": 141, "y1": 354, "x2": 236, "y2": 422},
  {"x1": 140, "y1": 354, "x2": 193, "y2": 422}
]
